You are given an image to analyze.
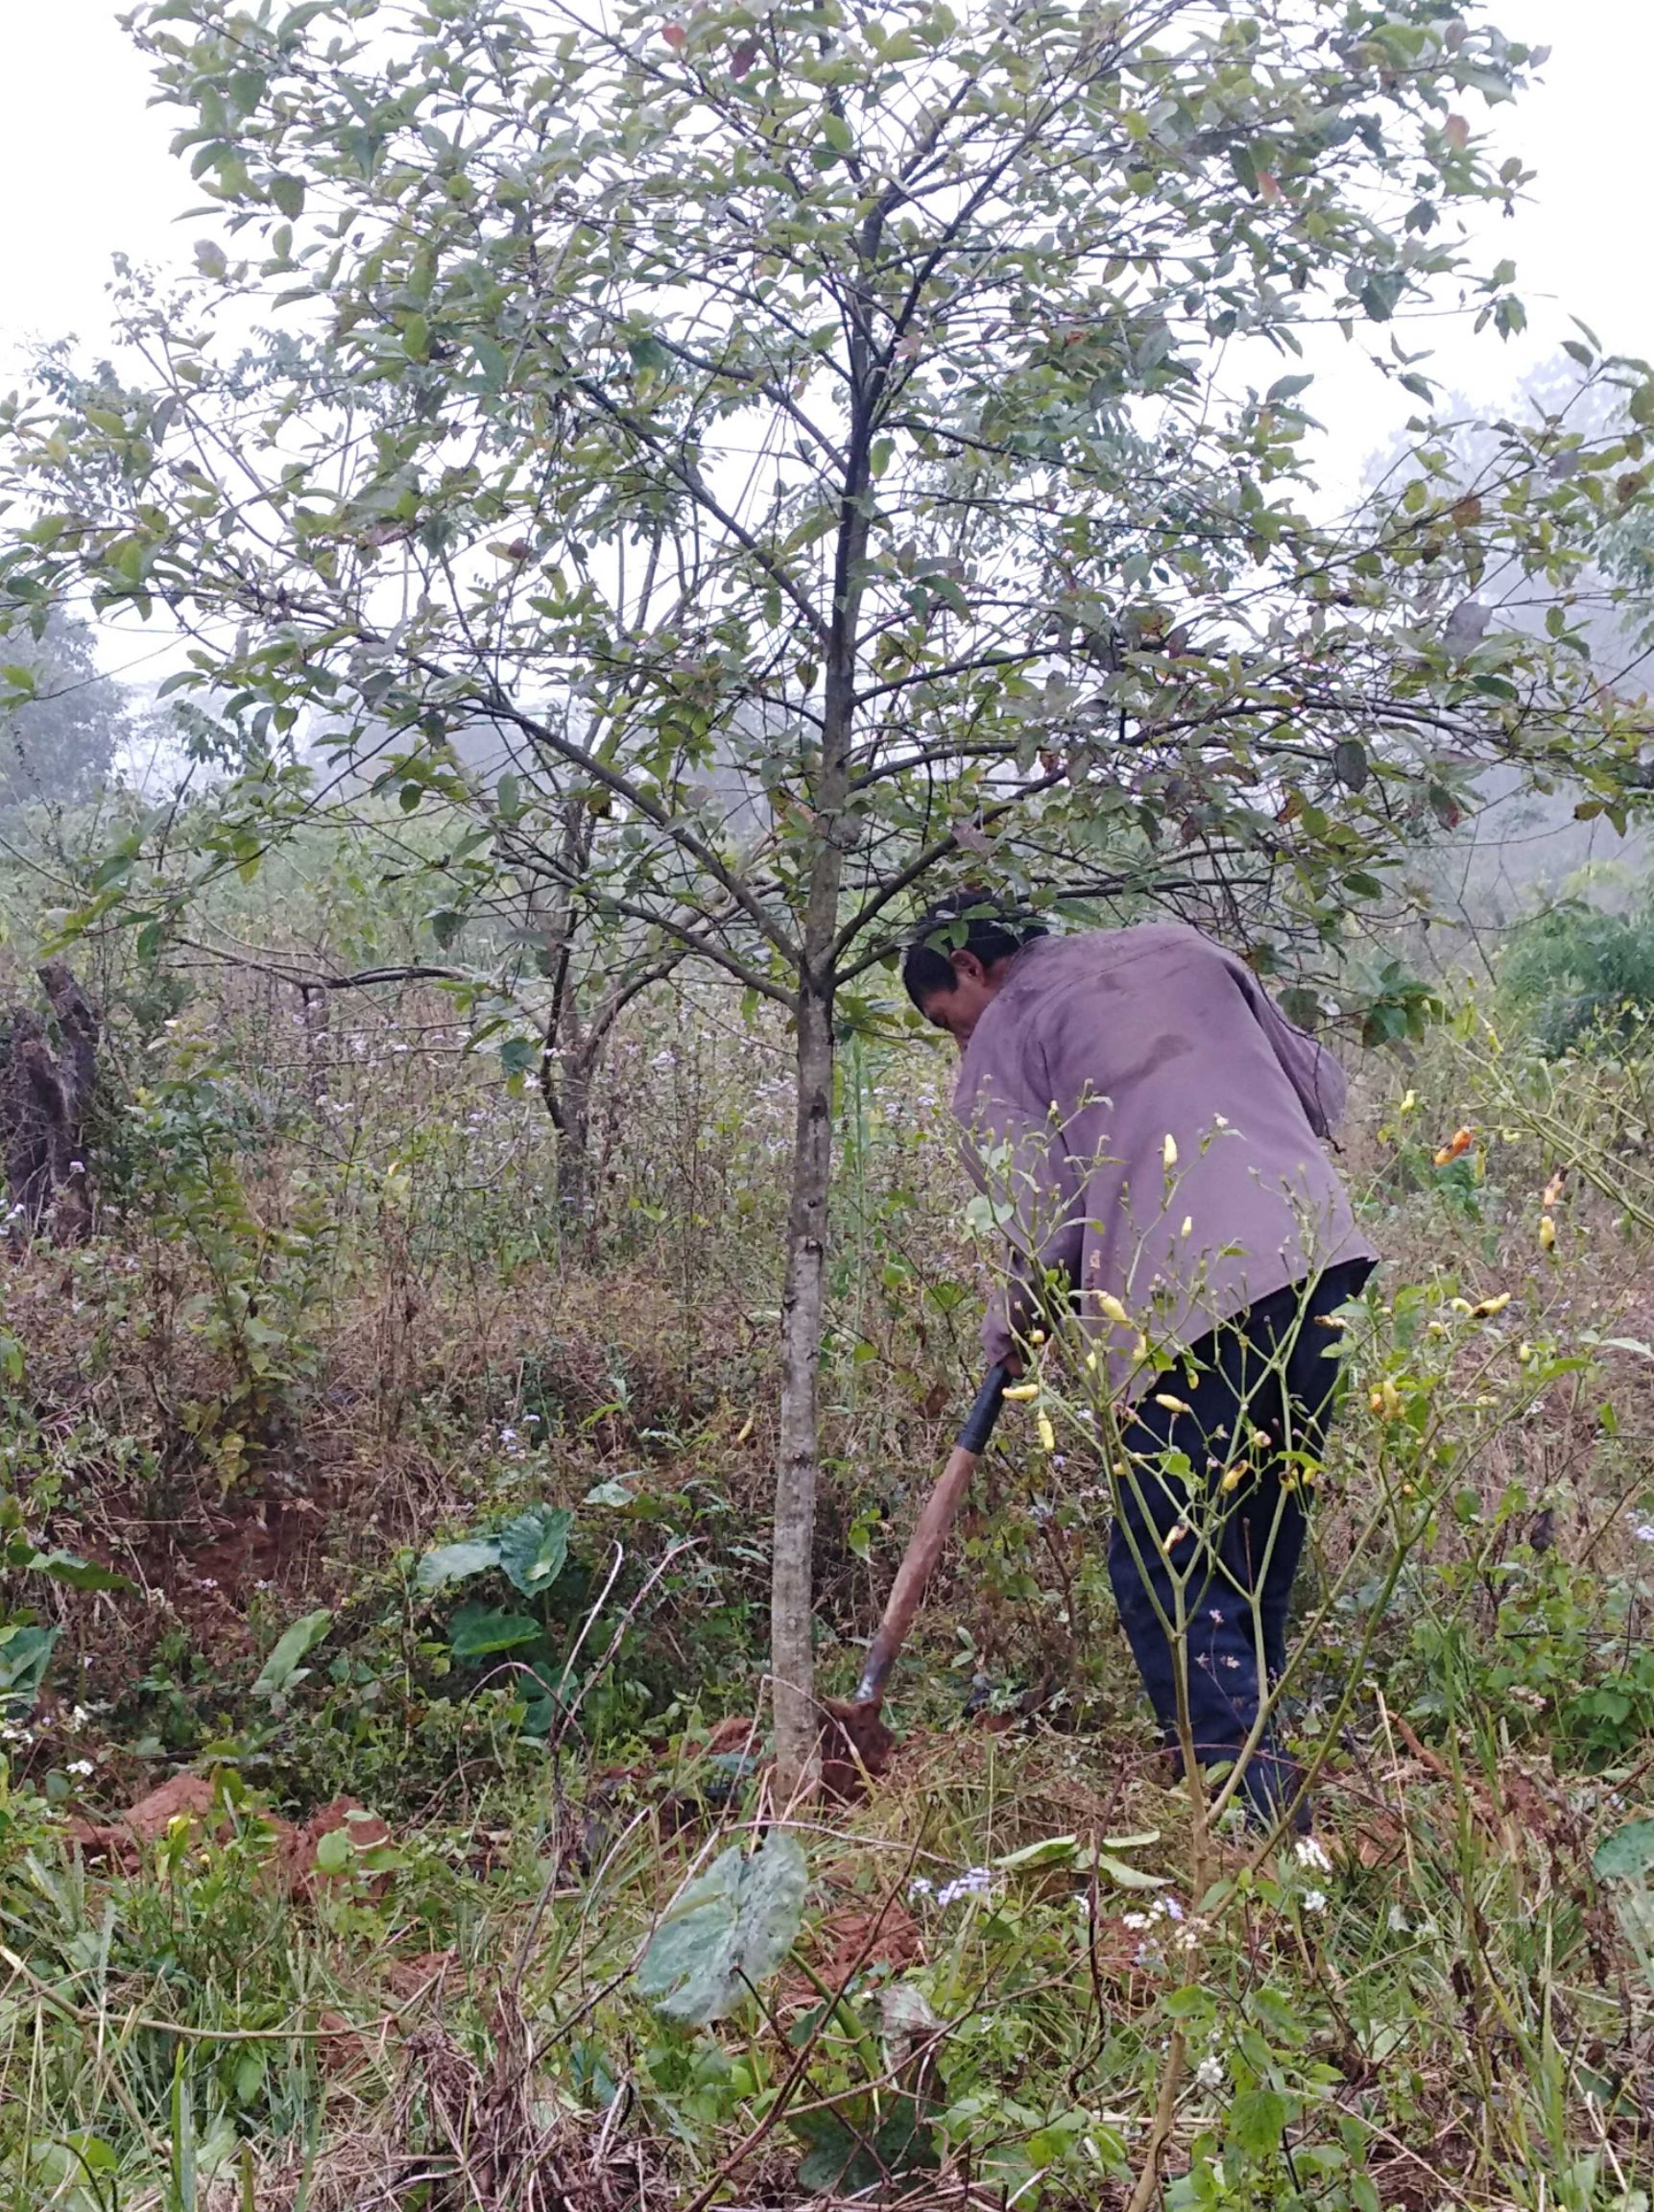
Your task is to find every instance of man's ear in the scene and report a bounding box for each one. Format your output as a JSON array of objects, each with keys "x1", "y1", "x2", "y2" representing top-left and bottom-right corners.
[{"x1": 950, "y1": 948, "x2": 987, "y2": 985}]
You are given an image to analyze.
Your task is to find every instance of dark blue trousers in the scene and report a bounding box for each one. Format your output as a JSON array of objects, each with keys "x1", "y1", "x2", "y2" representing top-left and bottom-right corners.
[{"x1": 1106, "y1": 1263, "x2": 1371, "y2": 1825}]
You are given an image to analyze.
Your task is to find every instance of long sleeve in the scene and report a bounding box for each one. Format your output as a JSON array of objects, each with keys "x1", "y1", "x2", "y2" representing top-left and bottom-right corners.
[
  {"x1": 957, "y1": 1070, "x2": 1085, "y2": 1365},
  {"x1": 1226, "y1": 960, "x2": 1348, "y2": 1141}
]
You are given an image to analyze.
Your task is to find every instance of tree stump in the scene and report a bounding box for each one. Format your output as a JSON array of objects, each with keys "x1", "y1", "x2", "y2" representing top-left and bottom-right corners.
[{"x1": 2, "y1": 963, "x2": 99, "y2": 1246}]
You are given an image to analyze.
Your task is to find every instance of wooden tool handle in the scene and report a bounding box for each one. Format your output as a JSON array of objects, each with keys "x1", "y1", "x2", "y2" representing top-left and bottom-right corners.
[{"x1": 851, "y1": 1364, "x2": 1011, "y2": 1706}]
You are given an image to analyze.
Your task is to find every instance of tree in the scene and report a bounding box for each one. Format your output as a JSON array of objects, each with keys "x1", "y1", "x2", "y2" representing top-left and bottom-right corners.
[
  {"x1": 3, "y1": 0, "x2": 1651, "y2": 1788},
  {"x1": 0, "y1": 613, "x2": 123, "y2": 809}
]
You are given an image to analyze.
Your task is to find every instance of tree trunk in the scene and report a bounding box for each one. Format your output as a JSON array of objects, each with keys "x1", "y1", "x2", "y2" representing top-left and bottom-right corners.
[
  {"x1": 769, "y1": 273, "x2": 874, "y2": 1793},
  {"x1": 772, "y1": 974, "x2": 836, "y2": 1793},
  {"x1": 3, "y1": 965, "x2": 99, "y2": 1247},
  {"x1": 548, "y1": 1047, "x2": 594, "y2": 1229},
  {"x1": 298, "y1": 981, "x2": 330, "y2": 1110}
]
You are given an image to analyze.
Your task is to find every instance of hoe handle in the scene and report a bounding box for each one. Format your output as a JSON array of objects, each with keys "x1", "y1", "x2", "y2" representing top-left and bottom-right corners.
[{"x1": 851, "y1": 1364, "x2": 1012, "y2": 1706}]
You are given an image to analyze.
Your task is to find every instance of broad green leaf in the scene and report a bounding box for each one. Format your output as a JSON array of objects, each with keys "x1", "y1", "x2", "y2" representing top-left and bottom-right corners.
[
  {"x1": 1594, "y1": 1821, "x2": 1654, "y2": 1884},
  {"x1": 0, "y1": 1623, "x2": 58, "y2": 1708},
  {"x1": 795, "y1": 2099, "x2": 935, "y2": 2194},
  {"x1": 1332, "y1": 738, "x2": 1370, "y2": 792},
  {"x1": 270, "y1": 173, "x2": 305, "y2": 219},
  {"x1": 30, "y1": 1550, "x2": 132, "y2": 1593},
  {"x1": 449, "y1": 1602, "x2": 543, "y2": 1658},
  {"x1": 415, "y1": 1537, "x2": 502, "y2": 1593},
  {"x1": 638, "y1": 1831, "x2": 808, "y2": 2023},
  {"x1": 1091, "y1": 1851, "x2": 1168, "y2": 1890},
  {"x1": 995, "y1": 1833, "x2": 1080, "y2": 1870},
  {"x1": 1229, "y1": 2087, "x2": 1288, "y2": 2157},
  {"x1": 1594, "y1": 1815, "x2": 1654, "y2": 1967},
  {"x1": 314, "y1": 1826, "x2": 352, "y2": 1874},
  {"x1": 495, "y1": 1505, "x2": 573, "y2": 1596},
  {"x1": 252, "y1": 1608, "x2": 332, "y2": 1698},
  {"x1": 585, "y1": 1477, "x2": 638, "y2": 1507},
  {"x1": 470, "y1": 334, "x2": 508, "y2": 389}
]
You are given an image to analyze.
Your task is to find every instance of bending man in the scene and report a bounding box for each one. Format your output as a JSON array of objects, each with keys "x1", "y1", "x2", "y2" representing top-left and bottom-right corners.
[{"x1": 903, "y1": 896, "x2": 1375, "y2": 1826}]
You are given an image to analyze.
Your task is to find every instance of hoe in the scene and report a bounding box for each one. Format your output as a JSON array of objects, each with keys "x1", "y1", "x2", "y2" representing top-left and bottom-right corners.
[{"x1": 818, "y1": 1362, "x2": 1012, "y2": 1794}]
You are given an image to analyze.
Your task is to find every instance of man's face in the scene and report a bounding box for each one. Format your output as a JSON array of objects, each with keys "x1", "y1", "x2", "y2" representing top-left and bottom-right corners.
[{"x1": 918, "y1": 950, "x2": 1004, "y2": 1049}]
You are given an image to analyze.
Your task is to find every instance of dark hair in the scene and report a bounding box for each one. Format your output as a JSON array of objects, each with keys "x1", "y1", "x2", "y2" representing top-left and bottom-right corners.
[{"x1": 901, "y1": 889, "x2": 1049, "y2": 1010}]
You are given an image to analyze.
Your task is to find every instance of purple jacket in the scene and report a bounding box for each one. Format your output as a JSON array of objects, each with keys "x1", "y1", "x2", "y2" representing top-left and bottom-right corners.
[{"x1": 952, "y1": 926, "x2": 1374, "y2": 1392}]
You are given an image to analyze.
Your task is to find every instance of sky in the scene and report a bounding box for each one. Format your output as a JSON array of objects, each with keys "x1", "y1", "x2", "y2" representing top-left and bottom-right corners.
[{"x1": 0, "y1": 0, "x2": 1648, "y2": 676}]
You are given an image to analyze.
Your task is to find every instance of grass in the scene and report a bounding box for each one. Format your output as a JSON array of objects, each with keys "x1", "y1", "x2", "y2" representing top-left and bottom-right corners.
[{"x1": 0, "y1": 938, "x2": 1651, "y2": 2208}]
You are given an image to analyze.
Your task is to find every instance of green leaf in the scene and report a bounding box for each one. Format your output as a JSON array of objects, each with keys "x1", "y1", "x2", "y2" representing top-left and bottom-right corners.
[
  {"x1": 637, "y1": 1831, "x2": 808, "y2": 2023},
  {"x1": 1230, "y1": 2087, "x2": 1288, "y2": 2157},
  {"x1": 1331, "y1": 738, "x2": 1370, "y2": 792},
  {"x1": 1594, "y1": 1818, "x2": 1654, "y2": 1885},
  {"x1": 471, "y1": 334, "x2": 509, "y2": 391},
  {"x1": 270, "y1": 173, "x2": 306, "y2": 220},
  {"x1": 415, "y1": 1537, "x2": 502, "y2": 1593},
  {"x1": 995, "y1": 1833, "x2": 1080, "y2": 1870},
  {"x1": 495, "y1": 1505, "x2": 573, "y2": 1596},
  {"x1": 820, "y1": 109, "x2": 853, "y2": 155},
  {"x1": 1092, "y1": 1850, "x2": 1168, "y2": 1890},
  {"x1": 195, "y1": 240, "x2": 228, "y2": 280},
  {"x1": 448, "y1": 1602, "x2": 543, "y2": 1658},
  {"x1": 795, "y1": 2099, "x2": 935, "y2": 2194},
  {"x1": 170, "y1": 2047, "x2": 197, "y2": 2211},
  {"x1": 585, "y1": 1477, "x2": 638, "y2": 1507},
  {"x1": 314, "y1": 1826, "x2": 352, "y2": 1874},
  {"x1": 627, "y1": 332, "x2": 671, "y2": 374},
  {"x1": 252, "y1": 1608, "x2": 332, "y2": 1698},
  {"x1": 0, "y1": 1623, "x2": 58, "y2": 1708},
  {"x1": 30, "y1": 1551, "x2": 132, "y2": 1593}
]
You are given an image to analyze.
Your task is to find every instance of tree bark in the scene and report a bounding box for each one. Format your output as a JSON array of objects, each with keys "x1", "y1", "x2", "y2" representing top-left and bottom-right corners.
[
  {"x1": 770, "y1": 572, "x2": 865, "y2": 1791},
  {"x1": 771, "y1": 974, "x2": 837, "y2": 1791},
  {"x1": 547, "y1": 1046, "x2": 593, "y2": 1225},
  {"x1": 3, "y1": 965, "x2": 99, "y2": 1246}
]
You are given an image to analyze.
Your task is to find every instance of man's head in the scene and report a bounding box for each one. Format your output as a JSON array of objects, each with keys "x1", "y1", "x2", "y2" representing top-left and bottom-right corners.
[{"x1": 902, "y1": 892, "x2": 1048, "y2": 1047}]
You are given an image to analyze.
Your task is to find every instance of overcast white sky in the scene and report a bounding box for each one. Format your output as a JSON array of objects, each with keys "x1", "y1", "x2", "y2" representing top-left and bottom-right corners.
[{"x1": 0, "y1": 0, "x2": 1647, "y2": 676}]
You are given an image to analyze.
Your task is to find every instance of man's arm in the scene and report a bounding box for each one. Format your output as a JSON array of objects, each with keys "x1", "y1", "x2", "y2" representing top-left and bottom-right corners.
[
  {"x1": 959, "y1": 1077, "x2": 1085, "y2": 1365},
  {"x1": 1222, "y1": 956, "x2": 1348, "y2": 1140}
]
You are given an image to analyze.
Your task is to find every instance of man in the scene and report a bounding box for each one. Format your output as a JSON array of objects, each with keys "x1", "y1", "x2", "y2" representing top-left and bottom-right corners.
[{"x1": 902, "y1": 895, "x2": 1375, "y2": 1826}]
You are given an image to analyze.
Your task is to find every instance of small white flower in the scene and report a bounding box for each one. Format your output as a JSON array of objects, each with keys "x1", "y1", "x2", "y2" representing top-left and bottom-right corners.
[
  {"x1": 1294, "y1": 1837, "x2": 1332, "y2": 1873},
  {"x1": 1387, "y1": 1904, "x2": 1409, "y2": 1934},
  {"x1": 935, "y1": 1865, "x2": 993, "y2": 1908},
  {"x1": 1121, "y1": 1911, "x2": 1150, "y2": 1932},
  {"x1": 498, "y1": 1427, "x2": 518, "y2": 1444},
  {"x1": 1635, "y1": 1524, "x2": 1654, "y2": 1545},
  {"x1": 1193, "y1": 2054, "x2": 1225, "y2": 2091},
  {"x1": 1154, "y1": 1894, "x2": 1186, "y2": 1921},
  {"x1": 67, "y1": 1758, "x2": 95, "y2": 1778},
  {"x1": 907, "y1": 1876, "x2": 935, "y2": 1901},
  {"x1": 199, "y1": 1576, "x2": 218, "y2": 1592},
  {"x1": 1301, "y1": 1888, "x2": 1328, "y2": 1914}
]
